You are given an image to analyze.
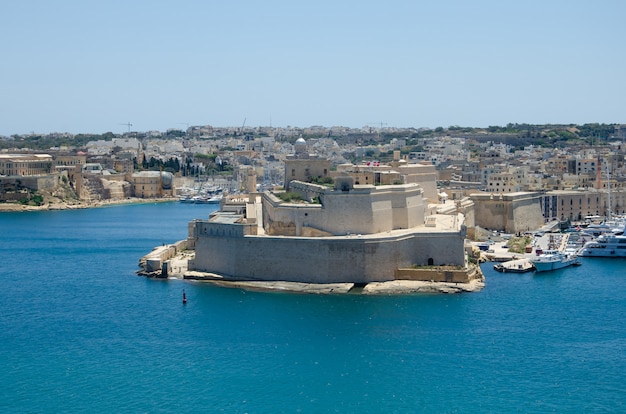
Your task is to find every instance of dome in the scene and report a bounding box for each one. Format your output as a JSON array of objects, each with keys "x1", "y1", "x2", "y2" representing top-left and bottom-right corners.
[
  {"x1": 294, "y1": 136, "x2": 307, "y2": 155},
  {"x1": 161, "y1": 172, "x2": 173, "y2": 189}
]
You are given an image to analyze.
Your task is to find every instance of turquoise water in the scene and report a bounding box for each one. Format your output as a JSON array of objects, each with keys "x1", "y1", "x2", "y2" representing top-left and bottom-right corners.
[{"x1": 1, "y1": 202, "x2": 625, "y2": 413}]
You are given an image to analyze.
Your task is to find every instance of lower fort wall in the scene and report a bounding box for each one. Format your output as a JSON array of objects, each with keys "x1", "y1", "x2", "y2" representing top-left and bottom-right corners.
[
  {"x1": 140, "y1": 239, "x2": 188, "y2": 272},
  {"x1": 395, "y1": 265, "x2": 481, "y2": 283},
  {"x1": 191, "y1": 230, "x2": 465, "y2": 284}
]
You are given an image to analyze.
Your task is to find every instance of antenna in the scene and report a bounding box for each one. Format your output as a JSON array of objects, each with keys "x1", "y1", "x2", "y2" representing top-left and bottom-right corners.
[{"x1": 119, "y1": 122, "x2": 132, "y2": 133}]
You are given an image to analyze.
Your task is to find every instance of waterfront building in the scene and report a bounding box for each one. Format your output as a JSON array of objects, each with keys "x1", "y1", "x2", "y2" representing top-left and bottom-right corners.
[
  {"x1": 130, "y1": 171, "x2": 174, "y2": 198},
  {"x1": 541, "y1": 189, "x2": 626, "y2": 221},
  {"x1": 0, "y1": 154, "x2": 53, "y2": 176},
  {"x1": 0, "y1": 154, "x2": 61, "y2": 195}
]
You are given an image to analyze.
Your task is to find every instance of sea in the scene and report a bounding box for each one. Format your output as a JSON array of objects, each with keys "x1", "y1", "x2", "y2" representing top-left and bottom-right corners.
[{"x1": 1, "y1": 202, "x2": 625, "y2": 413}]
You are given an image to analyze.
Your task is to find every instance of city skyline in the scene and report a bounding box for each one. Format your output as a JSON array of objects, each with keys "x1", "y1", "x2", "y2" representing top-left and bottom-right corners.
[{"x1": 1, "y1": 0, "x2": 625, "y2": 136}]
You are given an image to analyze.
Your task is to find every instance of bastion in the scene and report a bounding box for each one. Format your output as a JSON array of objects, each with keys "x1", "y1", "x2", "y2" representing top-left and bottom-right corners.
[{"x1": 138, "y1": 178, "x2": 483, "y2": 294}]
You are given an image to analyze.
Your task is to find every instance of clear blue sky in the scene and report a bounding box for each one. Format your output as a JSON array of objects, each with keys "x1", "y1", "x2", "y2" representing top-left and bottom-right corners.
[{"x1": 1, "y1": 0, "x2": 625, "y2": 136}]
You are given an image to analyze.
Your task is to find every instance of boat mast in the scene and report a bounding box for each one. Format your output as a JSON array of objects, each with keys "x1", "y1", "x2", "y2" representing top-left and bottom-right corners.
[{"x1": 606, "y1": 161, "x2": 611, "y2": 221}]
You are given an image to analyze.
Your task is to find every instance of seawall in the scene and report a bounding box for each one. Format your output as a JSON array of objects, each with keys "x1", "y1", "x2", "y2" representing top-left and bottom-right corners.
[{"x1": 189, "y1": 229, "x2": 466, "y2": 284}]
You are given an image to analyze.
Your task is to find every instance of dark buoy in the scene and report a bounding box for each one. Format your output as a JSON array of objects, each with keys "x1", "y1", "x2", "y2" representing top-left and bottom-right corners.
[{"x1": 182, "y1": 289, "x2": 187, "y2": 304}]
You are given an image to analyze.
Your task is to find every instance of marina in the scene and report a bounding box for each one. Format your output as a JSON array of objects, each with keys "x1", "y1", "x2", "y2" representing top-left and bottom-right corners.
[
  {"x1": 489, "y1": 229, "x2": 582, "y2": 274},
  {"x1": 487, "y1": 215, "x2": 626, "y2": 274}
]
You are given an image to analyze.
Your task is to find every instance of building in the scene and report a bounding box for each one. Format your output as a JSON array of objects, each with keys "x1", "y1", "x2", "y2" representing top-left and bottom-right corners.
[
  {"x1": 541, "y1": 189, "x2": 626, "y2": 221},
  {"x1": 283, "y1": 137, "x2": 331, "y2": 190},
  {"x1": 0, "y1": 154, "x2": 53, "y2": 176},
  {"x1": 130, "y1": 171, "x2": 174, "y2": 198},
  {"x1": 471, "y1": 192, "x2": 544, "y2": 233},
  {"x1": 0, "y1": 154, "x2": 60, "y2": 193}
]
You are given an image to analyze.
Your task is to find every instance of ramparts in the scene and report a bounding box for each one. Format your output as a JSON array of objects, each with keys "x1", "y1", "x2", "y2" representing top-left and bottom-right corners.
[
  {"x1": 139, "y1": 239, "x2": 188, "y2": 273},
  {"x1": 189, "y1": 225, "x2": 466, "y2": 284},
  {"x1": 264, "y1": 182, "x2": 425, "y2": 236}
]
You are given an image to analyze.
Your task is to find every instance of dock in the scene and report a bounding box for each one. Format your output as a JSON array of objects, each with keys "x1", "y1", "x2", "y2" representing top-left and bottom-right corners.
[
  {"x1": 484, "y1": 231, "x2": 574, "y2": 274},
  {"x1": 493, "y1": 258, "x2": 534, "y2": 273}
]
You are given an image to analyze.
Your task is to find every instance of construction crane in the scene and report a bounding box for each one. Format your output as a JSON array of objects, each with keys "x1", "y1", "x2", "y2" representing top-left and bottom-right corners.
[
  {"x1": 367, "y1": 121, "x2": 388, "y2": 140},
  {"x1": 119, "y1": 122, "x2": 133, "y2": 133},
  {"x1": 368, "y1": 121, "x2": 388, "y2": 129},
  {"x1": 239, "y1": 117, "x2": 246, "y2": 135}
]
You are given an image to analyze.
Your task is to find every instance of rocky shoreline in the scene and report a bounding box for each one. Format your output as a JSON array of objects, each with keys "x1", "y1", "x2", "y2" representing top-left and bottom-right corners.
[
  {"x1": 185, "y1": 277, "x2": 486, "y2": 295},
  {"x1": 0, "y1": 196, "x2": 176, "y2": 212},
  {"x1": 169, "y1": 272, "x2": 485, "y2": 295}
]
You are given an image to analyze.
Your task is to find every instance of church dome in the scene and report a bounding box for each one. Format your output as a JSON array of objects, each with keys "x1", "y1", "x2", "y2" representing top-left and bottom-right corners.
[{"x1": 294, "y1": 137, "x2": 307, "y2": 154}]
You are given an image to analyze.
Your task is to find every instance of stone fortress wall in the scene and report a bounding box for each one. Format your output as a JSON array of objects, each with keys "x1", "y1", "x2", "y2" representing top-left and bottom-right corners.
[
  {"x1": 264, "y1": 180, "x2": 426, "y2": 236},
  {"x1": 190, "y1": 228, "x2": 466, "y2": 284},
  {"x1": 471, "y1": 192, "x2": 544, "y2": 233},
  {"x1": 188, "y1": 179, "x2": 466, "y2": 283}
]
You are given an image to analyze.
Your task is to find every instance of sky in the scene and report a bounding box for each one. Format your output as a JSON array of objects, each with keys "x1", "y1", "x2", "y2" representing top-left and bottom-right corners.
[{"x1": 1, "y1": 0, "x2": 625, "y2": 136}]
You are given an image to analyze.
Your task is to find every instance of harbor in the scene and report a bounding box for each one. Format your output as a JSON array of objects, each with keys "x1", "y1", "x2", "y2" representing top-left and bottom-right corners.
[
  {"x1": 483, "y1": 230, "x2": 580, "y2": 274},
  {"x1": 484, "y1": 214, "x2": 626, "y2": 273}
]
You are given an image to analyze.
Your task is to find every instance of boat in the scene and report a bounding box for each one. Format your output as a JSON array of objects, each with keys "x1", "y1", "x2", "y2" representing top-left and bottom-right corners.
[
  {"x1": 531, "y1": 250, "x2": 579, "y2": 272},
  {"x1": 179, "y1": 195, "x2": 195, "y2": 203},
  {"x1": 578, "y1": 233, "x2": 626, "y2": 257},
  {"x1": 192, "y1": 194, "x2": 222, "y2": 204},
  {"x1": 493, "y1": 259, "x2": 534, "y2": 273}
]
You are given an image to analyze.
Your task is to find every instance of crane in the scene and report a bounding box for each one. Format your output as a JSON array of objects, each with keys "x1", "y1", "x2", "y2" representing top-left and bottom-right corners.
[
  {"x1": 119, "y1": 122, "x2": 133, "y2": 133},
  {"x1": 367, "y1": 121, "x2": 388, "y2": 140},
  {"x1": 368, "y1": 121, "x2": 388, "y2": 129}
]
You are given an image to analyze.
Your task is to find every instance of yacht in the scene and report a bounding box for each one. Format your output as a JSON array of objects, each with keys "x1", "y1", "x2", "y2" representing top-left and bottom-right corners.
[
  {"x1": 578, "y1": 233, "x2": 626, "y2": 257},
  {"x1": 531, "y1": 250, "x2": 579, "y2": 272}
]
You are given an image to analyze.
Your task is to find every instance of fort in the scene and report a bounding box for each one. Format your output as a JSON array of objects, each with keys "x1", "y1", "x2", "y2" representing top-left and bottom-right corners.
[{"x1": 139, "y1": 138, "x2": 484, "y2": 294}]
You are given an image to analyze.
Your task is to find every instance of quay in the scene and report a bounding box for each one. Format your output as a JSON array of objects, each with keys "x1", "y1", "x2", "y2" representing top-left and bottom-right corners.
[
  {"x1": 482, "y1": 231, "x2": 573, "y2": 274},
  {"x1": 493, "y1": 258, "x2": 534, "y2": 273}
]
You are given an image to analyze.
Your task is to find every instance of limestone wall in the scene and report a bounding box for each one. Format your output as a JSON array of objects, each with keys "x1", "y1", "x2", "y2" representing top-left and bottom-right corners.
[
  {"x1": 264, "y1": 183, "x2": 425, "y2": 236},
  {"x1": 140, "y1": 239, "x2": 188, "y2": 272},
  {"x1": 284, "y1": 158, "x2": 331, "y2": 190},
  {"x1": 471, "y1": 192, "x2": 543, "y2": 233},
  {"x1": 0, "y1": 174, "x2": 61, "y2": 191},
  {"x1": 194, "y1": 218, "x2": 258, "y2": 238},
  {"x1": 395, "y1": 266, "x2": 480, "y2": 283},
  {"x1": 190, "y1": 229, "x2": 465, "y2": 284},
  {"x1": 397, "y1": 163, "x2": 438, "y2": 203}
]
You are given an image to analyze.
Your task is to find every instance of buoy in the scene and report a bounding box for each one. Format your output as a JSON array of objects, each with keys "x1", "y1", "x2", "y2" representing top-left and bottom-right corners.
[{"x1": 182, "y1": 289, "x2": 187, "y2": 304}]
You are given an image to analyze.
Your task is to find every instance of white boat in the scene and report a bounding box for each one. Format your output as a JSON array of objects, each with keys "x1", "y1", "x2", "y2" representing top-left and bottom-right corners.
[
  {"x1": 531, "y1": 250, "x2": 579, "y2": 272},
  {"x1": 192, "y1": 194, "x2": 223, "y2": 204},
  {"x1": 578, "y1": 233, "x2": 626, "y2": 257}
]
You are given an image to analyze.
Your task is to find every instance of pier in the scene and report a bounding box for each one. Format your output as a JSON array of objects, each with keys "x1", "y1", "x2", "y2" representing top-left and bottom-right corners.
[
  {"x1": 493, "y1": 258, "x2": 535, "y2": 273},
  {"x1": 484, "y1": 232, "x2": 572, "y2": 274}
]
